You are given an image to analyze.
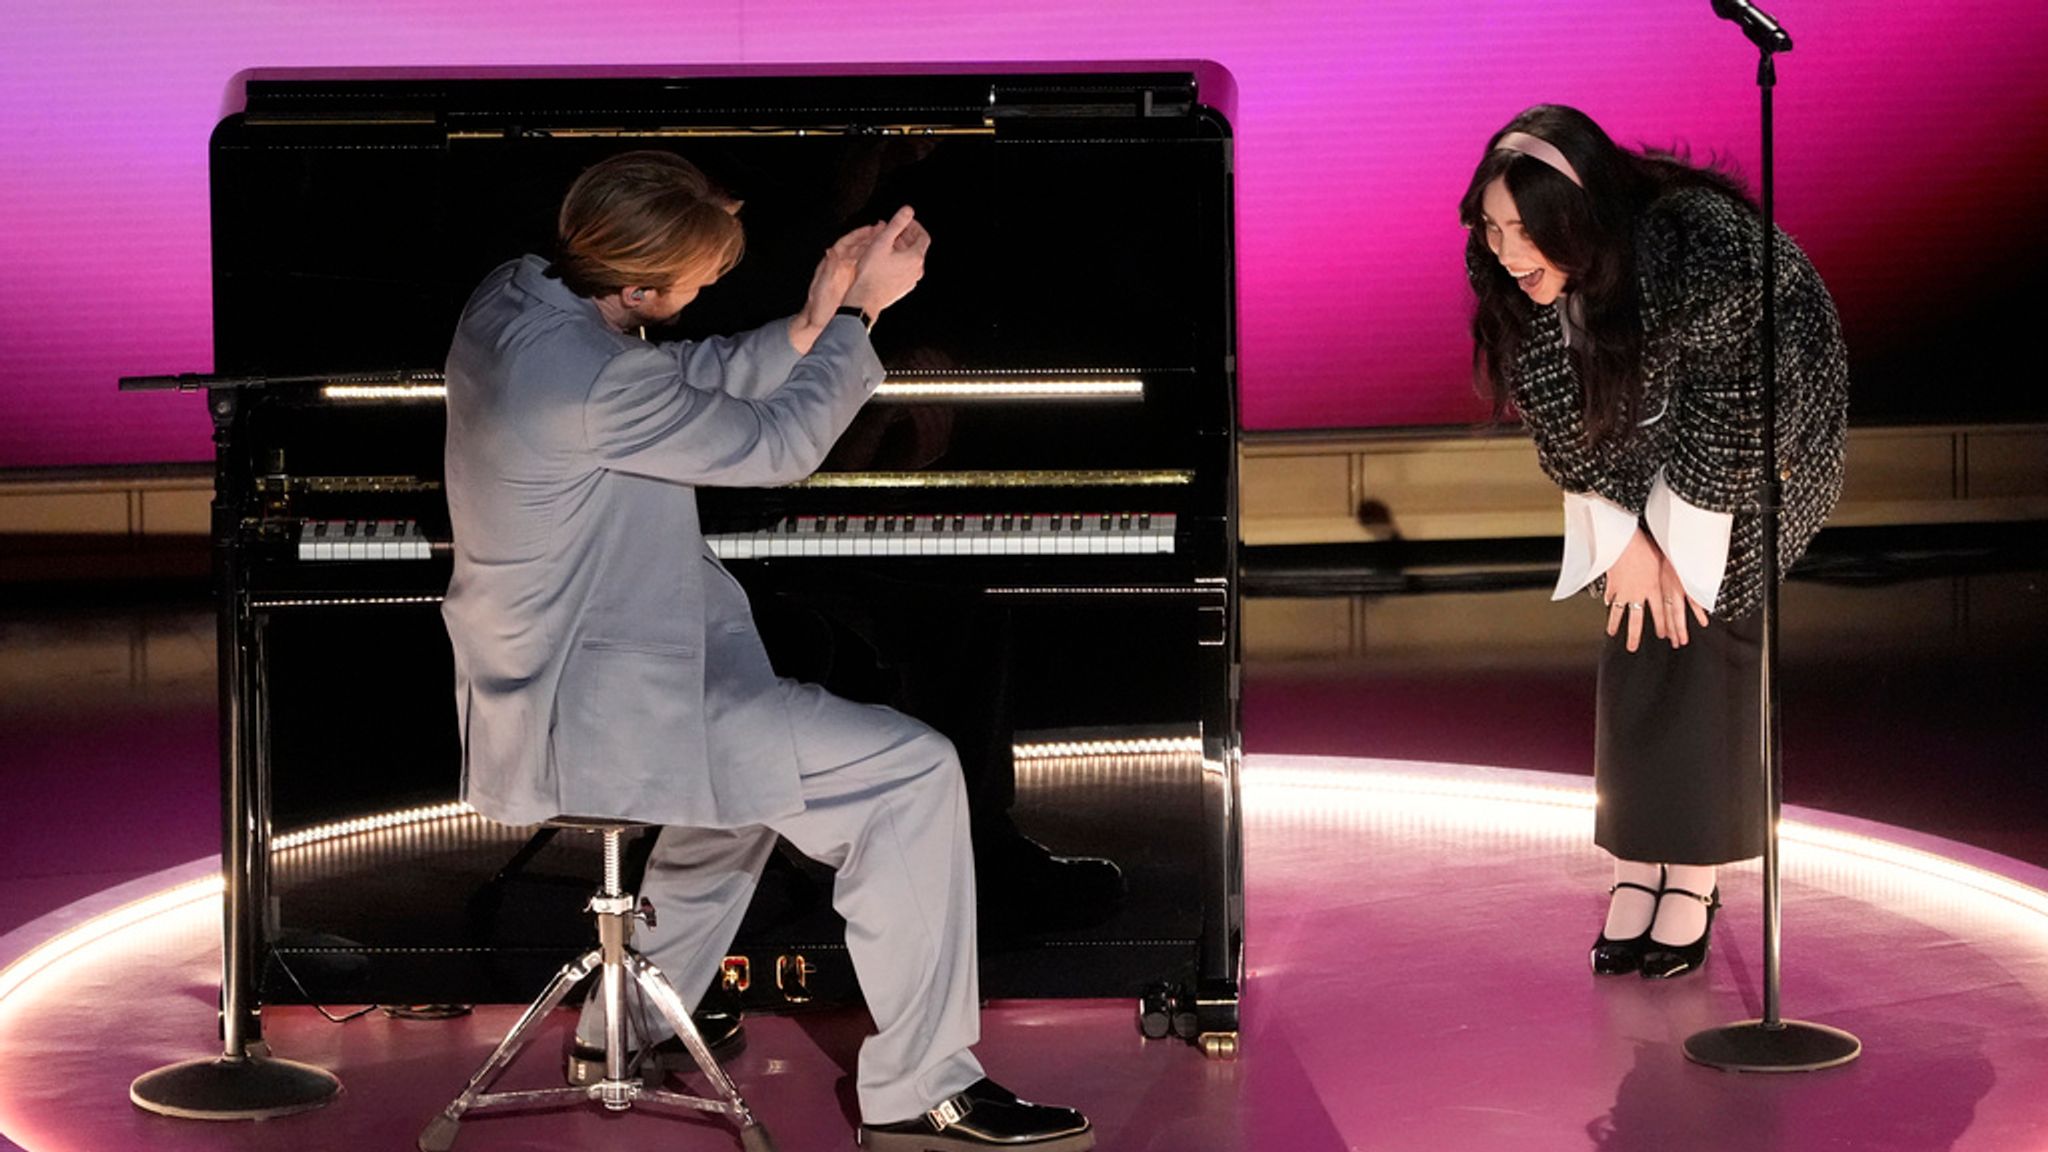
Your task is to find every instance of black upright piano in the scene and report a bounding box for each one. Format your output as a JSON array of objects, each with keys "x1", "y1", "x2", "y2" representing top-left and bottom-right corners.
[{"x1": 181, "y1": 66, "x2": 1241, "y2": 1054}]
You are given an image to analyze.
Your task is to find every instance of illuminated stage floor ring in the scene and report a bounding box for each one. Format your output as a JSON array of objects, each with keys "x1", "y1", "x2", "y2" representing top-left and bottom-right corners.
[
  {"x1": 5, "y1": 755, "x2": 2048, "y2": 1152},
  {"x1": 8, "y1": 756, "x2": 2048, "y2": 1029}
]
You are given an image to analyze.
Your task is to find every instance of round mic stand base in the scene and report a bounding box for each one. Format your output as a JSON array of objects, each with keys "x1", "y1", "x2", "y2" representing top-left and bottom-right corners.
[
  {"x1": 130, "y1": 1054, "x2": 341, "y2": 1120},
  {"x1": 1683, "y1": 1018, "x2": 1862, "y2": 1073}
]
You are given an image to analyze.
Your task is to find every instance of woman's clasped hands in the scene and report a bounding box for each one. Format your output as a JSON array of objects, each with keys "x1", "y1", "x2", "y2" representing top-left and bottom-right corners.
[{"x1": 1604, "y1": 527, "x2": 1710, "y2": 652}]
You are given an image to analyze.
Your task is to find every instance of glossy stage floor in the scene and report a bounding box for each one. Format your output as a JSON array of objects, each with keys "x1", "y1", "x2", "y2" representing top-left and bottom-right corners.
[{"x1": 4, "y1": 568, "x2": 2047, "y2": 1152}]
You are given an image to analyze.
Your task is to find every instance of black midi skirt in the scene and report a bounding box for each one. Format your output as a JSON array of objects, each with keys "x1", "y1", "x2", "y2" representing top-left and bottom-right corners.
[{"x1": 1593, "y1": 607, "x2": 1766, "y2": 866}]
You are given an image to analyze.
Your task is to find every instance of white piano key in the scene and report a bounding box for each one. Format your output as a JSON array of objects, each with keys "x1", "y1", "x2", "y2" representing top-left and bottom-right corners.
[{"x1": 293, "y1": 517, "x2": 439, "y2": 561}]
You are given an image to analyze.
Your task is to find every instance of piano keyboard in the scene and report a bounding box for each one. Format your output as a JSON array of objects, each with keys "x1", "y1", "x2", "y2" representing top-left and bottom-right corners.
[
  {"x1": 297, "y1": 519, "x2": 434, "y2": 560},
  {"x1": 709, "y1": 512, "x2": 1175, "y2": 560}
]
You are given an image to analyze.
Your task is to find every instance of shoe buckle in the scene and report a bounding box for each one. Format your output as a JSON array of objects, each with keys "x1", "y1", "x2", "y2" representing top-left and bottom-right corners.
[
  {"x1": 776, "y1": 953, "x2": 816, "y2": 1004},
  {"x1": 926, "y1": 1094, "x2": 974, "y2": 1131},
  {"x1": 721, "y1": 955, "x2": 751, "y2": 993}
]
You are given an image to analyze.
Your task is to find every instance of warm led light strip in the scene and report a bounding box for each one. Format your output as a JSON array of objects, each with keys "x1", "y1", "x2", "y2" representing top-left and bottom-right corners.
[
  {"x1": 253, "y1": 595, "x2": 445, "y2": 610},
  {"x1": 1014, "y1": 735, "x2": 1205, "y2": 760},
  {"x1": 448, "y1": 125, "x2": 995, "y2": 140},
  {"x1": 875, "y1": 378, "x2": 1142, "y2": 400},
  {"x1": 321, "y1": 379, "x2": 1142, "y2": 402},
  {"x1": 794, "y1": 469, "x2": 1192, "y2": 489},
  {"x1": 987, "y1": 585, "x2": 1214, "y2": 597},
  {"x1": 323, "y1": 384, "x2": 446, "y2": 400},
  {"x1": 271, "y1": 801, "x2": 480, "y2": 851}
]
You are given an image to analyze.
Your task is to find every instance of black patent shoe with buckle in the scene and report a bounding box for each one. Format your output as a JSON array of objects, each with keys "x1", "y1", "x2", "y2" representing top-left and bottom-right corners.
[
  {"x1": 563, "y1": 997, "x2": 746, "y2": 1087},
  {"x1": 1590, "y1": 874, "x2": 1663, "y2": 976},
  {"x1": 860, "y1": 1078, "x2": 1094, "y2": 1152},
  {"x1": 1640, "y1": 886, "x2": 1720, "y2": 980}
]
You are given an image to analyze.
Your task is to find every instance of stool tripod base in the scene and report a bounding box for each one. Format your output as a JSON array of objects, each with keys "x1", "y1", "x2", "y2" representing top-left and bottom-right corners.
[
  {"x1": 420, "y1": 820, "x2": 771, "y2": 1151},
  {"x1": 1683, "y1": 1019, "x2": 1861, "y2": 1072},
  {"x1": 130, "y1": 1055, "x2": 341, "y2": 1120}
]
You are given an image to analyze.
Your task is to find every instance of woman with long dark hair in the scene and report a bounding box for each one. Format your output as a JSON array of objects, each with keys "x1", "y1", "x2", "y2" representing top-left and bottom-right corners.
[{"x1": 1458, "y1": 105, "x2": 1848, "y2": 978}]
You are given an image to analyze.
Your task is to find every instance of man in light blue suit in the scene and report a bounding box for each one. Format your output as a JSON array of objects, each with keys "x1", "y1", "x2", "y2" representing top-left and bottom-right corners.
[{"x1": 442, "y1": 152, "x2": 1092, "y2": 1152}]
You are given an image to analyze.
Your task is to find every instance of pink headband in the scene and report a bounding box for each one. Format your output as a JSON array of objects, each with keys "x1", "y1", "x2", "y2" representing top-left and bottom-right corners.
[{"x1": 1495, "y1": 131, "x2": 1583, "y2": 188}]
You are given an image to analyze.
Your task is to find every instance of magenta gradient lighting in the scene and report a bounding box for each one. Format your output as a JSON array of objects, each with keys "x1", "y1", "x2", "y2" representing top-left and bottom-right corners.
[{"x1": 3, "y1": 1, "x2": 2044, "y2": 468}]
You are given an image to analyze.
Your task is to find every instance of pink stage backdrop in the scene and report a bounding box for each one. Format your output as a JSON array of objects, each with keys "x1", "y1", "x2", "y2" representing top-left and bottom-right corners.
[{"x1": 3, "y1": 2, "x2": 2044, "y2": 468}]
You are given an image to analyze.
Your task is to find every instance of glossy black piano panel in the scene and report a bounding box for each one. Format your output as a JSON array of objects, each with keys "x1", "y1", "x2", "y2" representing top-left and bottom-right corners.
[
  {"x1": 237, "y1": 385, "x2": 448, "y2": 480},
  {"x1": 215, "y1": 126, "x2": 1232, "y2": 426},
  {"x1": 212, "y1": 124, "x2": 462, "y2": 376},
  {"x1": 250, "y1": 587, "x2": 1221, "y2": 1005}
]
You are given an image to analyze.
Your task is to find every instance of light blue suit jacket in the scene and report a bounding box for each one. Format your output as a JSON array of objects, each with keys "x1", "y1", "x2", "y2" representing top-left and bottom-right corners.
[{"x1": 442, "y1": 255, "x2": 883, "y2": 827}]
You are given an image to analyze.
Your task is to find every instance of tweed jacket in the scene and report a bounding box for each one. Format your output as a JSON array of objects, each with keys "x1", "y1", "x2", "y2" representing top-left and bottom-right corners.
[
  {"x1": 1493, "y1": 187, "x2": 1849, "y2": 621},
  {"x1": 441, "y1": 255, "x2": 883, "y2": 828}
]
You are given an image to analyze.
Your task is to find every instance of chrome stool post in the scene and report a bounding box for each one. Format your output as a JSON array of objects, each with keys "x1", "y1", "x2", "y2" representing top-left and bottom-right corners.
[{"x1": 418, "y1": 818, "x2": 775, "y2": 1152}]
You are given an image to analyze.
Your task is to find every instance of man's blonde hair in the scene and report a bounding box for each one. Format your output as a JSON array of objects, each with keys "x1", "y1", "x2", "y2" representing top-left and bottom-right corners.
[{"x1": 551, "y1": 151, "x2": 744, "y2": 298}]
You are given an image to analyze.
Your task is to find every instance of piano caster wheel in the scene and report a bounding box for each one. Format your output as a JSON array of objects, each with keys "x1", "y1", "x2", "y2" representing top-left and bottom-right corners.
[
  {"x1": 1198, "y1": 1032, "x2": 1239, "y2": 1061},
  {"x1": 1138, "y1": 986, "x2": 1173, "y2": 1040},
  {"x1": 1137, "y1": 984, "x2": 1203, "y2": 1042}
]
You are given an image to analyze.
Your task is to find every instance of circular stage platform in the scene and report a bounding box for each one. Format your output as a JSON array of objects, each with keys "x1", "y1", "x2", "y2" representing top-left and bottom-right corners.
[{"x1": 4, "y1": 755, "x2": 2046, "y2": 1152}]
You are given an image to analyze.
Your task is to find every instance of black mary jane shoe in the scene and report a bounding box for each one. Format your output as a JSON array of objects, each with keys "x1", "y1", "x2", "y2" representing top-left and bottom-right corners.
[
  {"x1": 1640, "y1": 886, "x2": 1720, "y2": 980},
  {"x1": 860, "y1": 1078, "x2": 1094, "y2": 1152},
  {"x1": 1590, "y1": 875, "x2": 1663, "y2": 976}
]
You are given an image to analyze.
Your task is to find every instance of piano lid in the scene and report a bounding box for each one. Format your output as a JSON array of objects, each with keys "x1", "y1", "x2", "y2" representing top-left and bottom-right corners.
[{"x1": 221, "y1": 62, "x2": 1236, "y2": 130}]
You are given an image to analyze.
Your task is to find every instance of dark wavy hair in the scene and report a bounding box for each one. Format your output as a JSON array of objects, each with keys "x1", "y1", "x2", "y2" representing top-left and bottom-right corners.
[{"x1": 1458, "y1": 105, "x2": 1753, "y2": 443}]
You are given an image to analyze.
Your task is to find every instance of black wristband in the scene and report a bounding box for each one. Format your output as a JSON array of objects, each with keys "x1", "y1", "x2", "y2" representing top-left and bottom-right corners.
[{"x1": 833, "y1": 304, "x2": 874, "y2": 332}]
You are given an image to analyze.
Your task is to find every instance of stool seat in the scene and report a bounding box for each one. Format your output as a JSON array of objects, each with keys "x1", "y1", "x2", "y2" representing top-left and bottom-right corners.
[{"x1": 543, "y1": 815, "x2": 658, "y2": 831}]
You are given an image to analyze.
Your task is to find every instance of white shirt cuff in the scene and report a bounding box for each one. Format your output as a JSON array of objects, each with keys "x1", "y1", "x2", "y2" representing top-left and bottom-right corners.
[
  {"x1": 1554, "y1": 489, "x2": 1639, "y2": 601},
  {"x1": 1643, "y1": 468, "x2": 1732, "y2": 614}
]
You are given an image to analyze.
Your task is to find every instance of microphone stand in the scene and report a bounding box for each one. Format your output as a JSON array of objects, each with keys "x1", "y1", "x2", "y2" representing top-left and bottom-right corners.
[
  {"x1": 124, "y1": 371, "x2": 344, "y2": 1117},
  {"x1": 1682, "y1": 6, "x2": 1860, "y2": 1073}
]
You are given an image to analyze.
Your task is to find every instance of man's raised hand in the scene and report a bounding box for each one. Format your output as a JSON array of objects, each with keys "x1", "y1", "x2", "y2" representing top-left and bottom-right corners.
[{"x1": 842, "y1": 205, "x2": 930, "y2": 317}]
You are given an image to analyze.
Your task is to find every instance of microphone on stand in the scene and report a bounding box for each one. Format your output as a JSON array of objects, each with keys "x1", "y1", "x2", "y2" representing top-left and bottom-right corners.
[{"x1": 1712, "y1": 0, "x2": 1793, "y2": 53}]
